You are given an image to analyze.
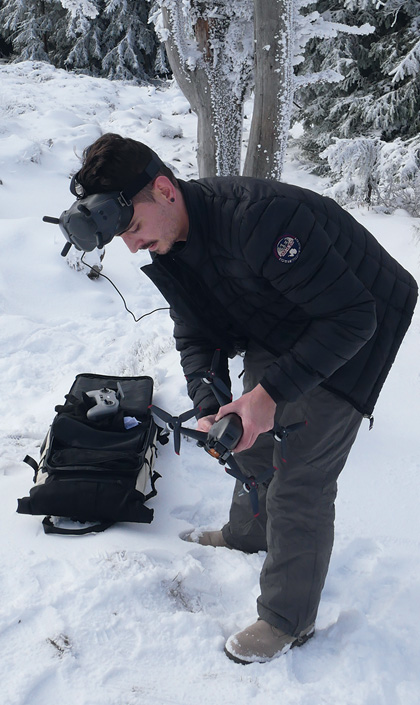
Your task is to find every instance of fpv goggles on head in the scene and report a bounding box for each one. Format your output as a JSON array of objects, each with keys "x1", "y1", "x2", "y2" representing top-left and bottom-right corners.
[{"x1": 43, "y1": 156, "x2": 162, "y2": 256}]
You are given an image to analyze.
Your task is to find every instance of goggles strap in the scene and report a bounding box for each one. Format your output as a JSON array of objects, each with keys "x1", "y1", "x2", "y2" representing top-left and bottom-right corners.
[
  {"x1": 122, "y1": 157, "x2": 162, "y2": 200},
  {"x1": 70, "y1": 156, "x2": 163, "y2": 200}
]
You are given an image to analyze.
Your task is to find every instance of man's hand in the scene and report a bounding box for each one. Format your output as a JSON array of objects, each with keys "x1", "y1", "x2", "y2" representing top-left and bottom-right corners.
[
  {"x1": 214, "y1": 384, "x2": 276, "y2": 453},
  {"x1": 197, "y1": 414, "x2": 217, "y2": 433}
]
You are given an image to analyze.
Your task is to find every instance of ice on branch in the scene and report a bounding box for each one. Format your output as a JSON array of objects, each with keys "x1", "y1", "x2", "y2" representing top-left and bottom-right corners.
[
  {"x1": 321, "y1": 136, "x2": 420, "y2": 216},
  {"x1": 59, "y1": 0, "x2": 99, "y2": 20},
  {"x1": 390, "y1": 39, "x2": 420, "y2": 83}
]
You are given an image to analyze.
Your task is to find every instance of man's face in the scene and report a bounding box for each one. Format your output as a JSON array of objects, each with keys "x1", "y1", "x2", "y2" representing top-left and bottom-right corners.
[{"x1": 120, "y1": 189, "x2": 187, "y2": 256}]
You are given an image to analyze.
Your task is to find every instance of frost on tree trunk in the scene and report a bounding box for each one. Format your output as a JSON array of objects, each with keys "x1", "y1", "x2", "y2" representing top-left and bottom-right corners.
[
  {"x1": 243, "y1": 0, "x2": 294, "y2": 180},
  {"x1": 159, "y1": 1, "x2": 253, "y2": 177}
]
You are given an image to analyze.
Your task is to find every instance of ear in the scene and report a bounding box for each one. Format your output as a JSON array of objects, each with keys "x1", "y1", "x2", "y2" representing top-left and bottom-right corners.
[{"x1": 153, "y1": 175, "x2": 176, "y2": 203}]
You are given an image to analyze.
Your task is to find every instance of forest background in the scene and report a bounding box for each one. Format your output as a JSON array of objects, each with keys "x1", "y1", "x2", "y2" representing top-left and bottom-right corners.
[{"x1": 0, "y1": 0, "x2": 419, "y2": 215}]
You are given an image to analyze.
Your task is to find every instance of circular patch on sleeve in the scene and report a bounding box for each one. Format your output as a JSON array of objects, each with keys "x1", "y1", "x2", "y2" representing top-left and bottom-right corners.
[{"x1": 273, "y1": 235, "x2": 301, "y2": 264}]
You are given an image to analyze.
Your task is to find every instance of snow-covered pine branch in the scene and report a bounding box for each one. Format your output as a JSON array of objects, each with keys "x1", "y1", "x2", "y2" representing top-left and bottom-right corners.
[
  {"x1": 390, "y1": 38, "x2": 420, "y2": 83},
  {"x1": 59, "y1": 0, "x2": 99, "y2": 19},
  {"x1": 293, "y1": 0, "x2": 374, "y2": 70},
  {"x1": 320, "y1": 135, "x2": 420, "y2": 216}
]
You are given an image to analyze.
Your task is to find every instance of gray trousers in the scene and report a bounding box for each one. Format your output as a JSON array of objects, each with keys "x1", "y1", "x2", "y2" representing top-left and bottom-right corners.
[{"x1": 222, "y1": 343, "x2": 363, "y2": 637}]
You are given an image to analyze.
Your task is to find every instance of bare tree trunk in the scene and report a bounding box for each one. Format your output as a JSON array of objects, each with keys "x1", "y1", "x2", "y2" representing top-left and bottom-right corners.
[
  {"x1": 243, "y1": 0, "x2": 295, "y2": 179},
  {"x1": 161, "y1": 2, "x2": 252, "y2": 177}
]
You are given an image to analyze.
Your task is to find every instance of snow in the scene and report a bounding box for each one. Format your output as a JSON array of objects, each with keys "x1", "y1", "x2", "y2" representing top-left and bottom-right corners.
[{"x1": 1, "y1": 60, "x2": 420, "y2": 705}]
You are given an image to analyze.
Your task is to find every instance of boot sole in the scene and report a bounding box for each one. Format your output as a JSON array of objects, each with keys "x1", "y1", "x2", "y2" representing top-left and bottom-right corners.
[{"x1": 224, "y1": 628, "x2": 315, "y2": 665}]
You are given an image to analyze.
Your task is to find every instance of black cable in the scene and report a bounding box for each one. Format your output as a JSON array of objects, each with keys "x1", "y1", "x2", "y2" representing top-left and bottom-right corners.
[{"x1": 80, "y1": 252, "x2": 169, "y2": 323}]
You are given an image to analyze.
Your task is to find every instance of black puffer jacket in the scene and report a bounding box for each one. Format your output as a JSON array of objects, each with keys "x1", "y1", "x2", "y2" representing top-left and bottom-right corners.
[{"x1": 142, "y1": 177, "x2": 417, "y2": 417}]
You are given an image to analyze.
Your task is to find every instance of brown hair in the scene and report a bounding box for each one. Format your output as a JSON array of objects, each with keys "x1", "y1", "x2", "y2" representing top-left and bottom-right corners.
[{"x1": 75, "y1": 133, "x2": 178, "y2": 202}]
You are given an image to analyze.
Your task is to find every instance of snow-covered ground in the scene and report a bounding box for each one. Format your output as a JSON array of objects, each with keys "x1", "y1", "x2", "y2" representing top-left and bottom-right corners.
[{"x1": 1, "y1": 61, "x2": 419, "y2": 705}]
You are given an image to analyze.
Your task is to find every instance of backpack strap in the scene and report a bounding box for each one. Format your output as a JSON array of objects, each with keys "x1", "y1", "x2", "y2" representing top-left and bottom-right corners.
[
  {"x1": 23, "y1": 455, "x2": 39, "y2": 475},
  {"x1": 144, "y1": 470, "x2": 162, "y2": 502},
  {"x1": 42, "y1": 516, "x2": 115, "y2": 535}
]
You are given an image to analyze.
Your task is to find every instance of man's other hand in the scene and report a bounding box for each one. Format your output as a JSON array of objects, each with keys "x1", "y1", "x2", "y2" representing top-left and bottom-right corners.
[{"x1": 197, "y1": 414, "x2": 218, "y2": 433}]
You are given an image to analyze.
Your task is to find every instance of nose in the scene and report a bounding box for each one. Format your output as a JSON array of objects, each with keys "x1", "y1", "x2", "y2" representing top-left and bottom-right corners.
[{"x1": 120, "y1": 232, "x2": 138, "y2": 253}]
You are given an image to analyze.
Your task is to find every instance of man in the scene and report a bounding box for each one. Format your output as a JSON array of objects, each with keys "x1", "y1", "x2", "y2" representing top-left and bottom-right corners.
[{"x1": 72, "y1": 133, "x2": 417, "y2": 664}]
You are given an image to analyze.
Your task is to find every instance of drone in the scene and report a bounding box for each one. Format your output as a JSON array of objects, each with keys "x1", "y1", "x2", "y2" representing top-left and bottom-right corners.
[{"x1": 151, "y1": 350, "x2": 306, "y2": 518}]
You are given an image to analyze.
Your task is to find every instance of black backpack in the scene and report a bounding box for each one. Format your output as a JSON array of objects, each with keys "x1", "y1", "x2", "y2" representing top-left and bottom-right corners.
[{"x1": 17, "y1": 373, "x2": 166, "y2": 535}]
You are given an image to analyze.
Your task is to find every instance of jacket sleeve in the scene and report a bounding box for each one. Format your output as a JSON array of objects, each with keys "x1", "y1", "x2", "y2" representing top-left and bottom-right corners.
[
  {"x1": 142, "y1": 258, "x2": 233, "y2": 416},
  {"x1": 240, "y1": 199, "x2": 378, "y2": 403},
  {"x1": 170, "y1": 308, "x2": 231, "y2": 418}
]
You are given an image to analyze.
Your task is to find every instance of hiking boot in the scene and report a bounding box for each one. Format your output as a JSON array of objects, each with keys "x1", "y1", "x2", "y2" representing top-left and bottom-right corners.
[
  {"x1": 224, "y1": 619, "x2": 315, "y2": 664},
  {"x1": 180, "y1": 529, "x2": 231, "y2": 548}
]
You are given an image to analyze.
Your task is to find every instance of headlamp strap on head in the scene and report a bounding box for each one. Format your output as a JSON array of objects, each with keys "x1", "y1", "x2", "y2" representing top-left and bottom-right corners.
[{"x1": 70, "y1": 156, "x2": 163, "y2": 201}]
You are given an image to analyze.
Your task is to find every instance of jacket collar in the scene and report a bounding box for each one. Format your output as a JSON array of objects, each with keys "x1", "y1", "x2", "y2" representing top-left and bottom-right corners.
[{"x1": 167, "y1": 179, "x2": 209, "y2": 267}]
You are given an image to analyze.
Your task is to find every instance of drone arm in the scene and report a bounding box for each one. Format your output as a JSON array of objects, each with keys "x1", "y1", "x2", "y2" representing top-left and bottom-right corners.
[
  {"x1": 222, "y1": 453, "x2": 269, "y2": 518},
  {"x1": 179, "y1": 427, "x2": 208, "y2": 444},
  {"x1": 222, "y1": 453, "x2": 247, "y2": 484}
]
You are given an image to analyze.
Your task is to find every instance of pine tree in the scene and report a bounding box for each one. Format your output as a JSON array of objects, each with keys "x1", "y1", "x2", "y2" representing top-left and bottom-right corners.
[
  {"x1": 295, "y1": 1, "x2": 420, "y2": 159},
  {"x1": 0, "y1": 0, "x2": 162, "y2": 81},
  {"x1": 101, "y1": 0, "x2": 157, "y2": 81},
  {"x1": 295, "y1": 1, "x2": 420, "y2": 214},
  {"x1": 0, "y1": 0, "x2": 64, "y2": 62},
  {"x1": 61, "y1": 0, "x2": 102, "y2": 74}
]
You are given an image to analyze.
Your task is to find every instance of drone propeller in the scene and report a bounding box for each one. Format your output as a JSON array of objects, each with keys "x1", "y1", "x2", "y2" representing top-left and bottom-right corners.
[
  {"x1": 221, "y1": 454, "x2": 274, "y2": 518},
  {"x1": 186, "y1": 349, "x2": 232, "y2": 407},
  {"x1": 150, "y1": 405, "x2": 206, "y2": 455},
  {"x1": 243, "y1": 476, "x2": 260, "y2": 518},
  {"x1": 273, "y1": 421, "x2": 307, "y2": 463},
  {"x1": 149, "y1": 405, "x2": 174, "y2": 426}
]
